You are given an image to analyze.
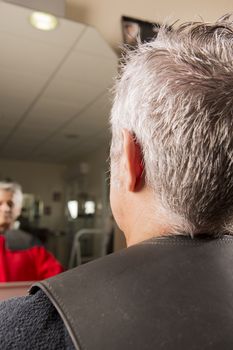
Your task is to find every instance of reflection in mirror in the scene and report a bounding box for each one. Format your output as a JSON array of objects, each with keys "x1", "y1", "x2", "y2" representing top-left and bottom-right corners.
[
  {"x1": 0, "y1": 0, "x2": 118, "y2": 285},
  {"x1": 0, "y1": 181, "x2": 64, "y2": 282}
]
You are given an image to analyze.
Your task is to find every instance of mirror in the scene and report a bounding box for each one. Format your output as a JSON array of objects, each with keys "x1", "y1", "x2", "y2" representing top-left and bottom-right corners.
[{"x1": 0, "y1": 0, "x2": 118, "y2": 282}]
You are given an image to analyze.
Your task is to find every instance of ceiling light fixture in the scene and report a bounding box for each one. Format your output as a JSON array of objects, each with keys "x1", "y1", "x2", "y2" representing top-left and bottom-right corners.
[{"x1": 29, "y1": 11, "x2": 59, "y2": 31}]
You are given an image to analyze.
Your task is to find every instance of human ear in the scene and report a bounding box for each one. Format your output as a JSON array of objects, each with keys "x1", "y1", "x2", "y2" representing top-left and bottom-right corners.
[{"x1": 122, "y1": 129, "x2": 144, "y2": 192}]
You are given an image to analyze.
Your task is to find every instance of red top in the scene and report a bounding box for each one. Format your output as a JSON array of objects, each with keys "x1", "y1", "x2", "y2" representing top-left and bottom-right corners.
[{"x1": 0, "y1": 235, "x2": 63, "y2": 282}]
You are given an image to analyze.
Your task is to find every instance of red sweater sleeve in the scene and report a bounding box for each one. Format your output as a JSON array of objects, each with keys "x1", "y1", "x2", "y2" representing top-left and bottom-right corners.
[{"x1": 30, "y1": 246, "x2": 64, "y2": 280}]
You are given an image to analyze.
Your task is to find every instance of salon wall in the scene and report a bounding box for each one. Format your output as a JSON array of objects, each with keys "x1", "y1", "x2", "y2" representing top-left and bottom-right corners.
[
  {"x1": 69, "y1": 142, "x2": 110, "y2": 225},
  {"x1": 66, "y1": 0, "x2": 233, "y2": 52},
  {"x1": 78, "y1": 143, "x2": 109, "y2": 198},
  {"x1": 0, "y1": 158, "x2": 66, "y2": 231},
  {"x1": 76, "y1": 142, "x2": 127, "y2": 250}
]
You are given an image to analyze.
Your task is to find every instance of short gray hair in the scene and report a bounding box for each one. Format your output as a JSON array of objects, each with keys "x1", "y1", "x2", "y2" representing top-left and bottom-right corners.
[
  {"x1": 110, "y1": 15, "x2": 233, "y2": 235},
  {"x1": 0, "y1": 182, "x2": 23, "y2": 209}
]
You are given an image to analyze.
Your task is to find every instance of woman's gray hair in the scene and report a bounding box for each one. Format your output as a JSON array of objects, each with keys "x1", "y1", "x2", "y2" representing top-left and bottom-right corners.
[
  {"x1": 110, "y1": 15, "x2": 233, "y2": 235},
  {"x1": 0, "y1": 181, "x2": 23, "y2": 209}
]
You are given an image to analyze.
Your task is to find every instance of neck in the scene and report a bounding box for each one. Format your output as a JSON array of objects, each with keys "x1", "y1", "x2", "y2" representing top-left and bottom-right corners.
[
  {"x1": 124, "y1": 192, "x2": 172, "y2": 247},
  {"x1": 0, "y1": 223, "x2": 11, "y2": 234},
  {"x1": 126, "y1": 225, "x2": 171, "y2": 247}
]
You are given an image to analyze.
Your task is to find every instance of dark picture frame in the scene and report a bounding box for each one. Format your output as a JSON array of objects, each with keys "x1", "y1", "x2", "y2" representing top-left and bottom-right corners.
[{"x1": 121, "y1": 16, "x2": 160, "y2": 47}]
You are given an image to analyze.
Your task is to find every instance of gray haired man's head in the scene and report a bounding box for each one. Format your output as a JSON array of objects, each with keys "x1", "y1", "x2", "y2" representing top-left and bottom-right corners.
[
  {"x1": 110, "y1": 15, "x2": 233, "y2": 236},
  {"x1": 0, "y1": 182, "x2": 23, "y2": 231},
  {"x1": 0, "y1": 182, "x2": 23, "y2": 209}
]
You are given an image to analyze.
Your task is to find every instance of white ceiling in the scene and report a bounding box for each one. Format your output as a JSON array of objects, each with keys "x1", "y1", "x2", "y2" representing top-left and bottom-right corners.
[{"x1": 0, "y1": 1, "x2": 118, "y2": 163}]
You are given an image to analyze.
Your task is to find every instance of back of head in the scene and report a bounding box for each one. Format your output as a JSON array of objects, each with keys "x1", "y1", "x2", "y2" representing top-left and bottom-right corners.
[{"x1": 110, "y1": 15, "x2": 233, "y2": 236}]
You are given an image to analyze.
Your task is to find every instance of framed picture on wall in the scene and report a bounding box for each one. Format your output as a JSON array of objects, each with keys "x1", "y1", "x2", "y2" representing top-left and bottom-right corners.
[{"x1": 121, "y1": 16, "x2": 160, "y2": 47}]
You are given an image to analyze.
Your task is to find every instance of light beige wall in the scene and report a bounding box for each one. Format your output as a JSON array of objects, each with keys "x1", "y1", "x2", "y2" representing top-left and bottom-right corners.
[
  {"x1": 73, "y1": 142, "x2": 109, "y2": 218},
  {"x1": 79, "y1": 144, "x2": 109, "y2": 198},
  {"x1": 0, "y1": 159, "x2": 66, "y2": 231},
  {"x1": 76, "y1": 142, "x2": 127, "y2": 250},
  {"x1": 66, "y1": 0, "x2": 233, "y2": 51}
]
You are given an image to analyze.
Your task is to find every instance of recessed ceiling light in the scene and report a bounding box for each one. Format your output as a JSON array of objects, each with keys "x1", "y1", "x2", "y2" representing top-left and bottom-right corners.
[{"x1": 29, "y1": 12, "x2": 59, "y2": 31}]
